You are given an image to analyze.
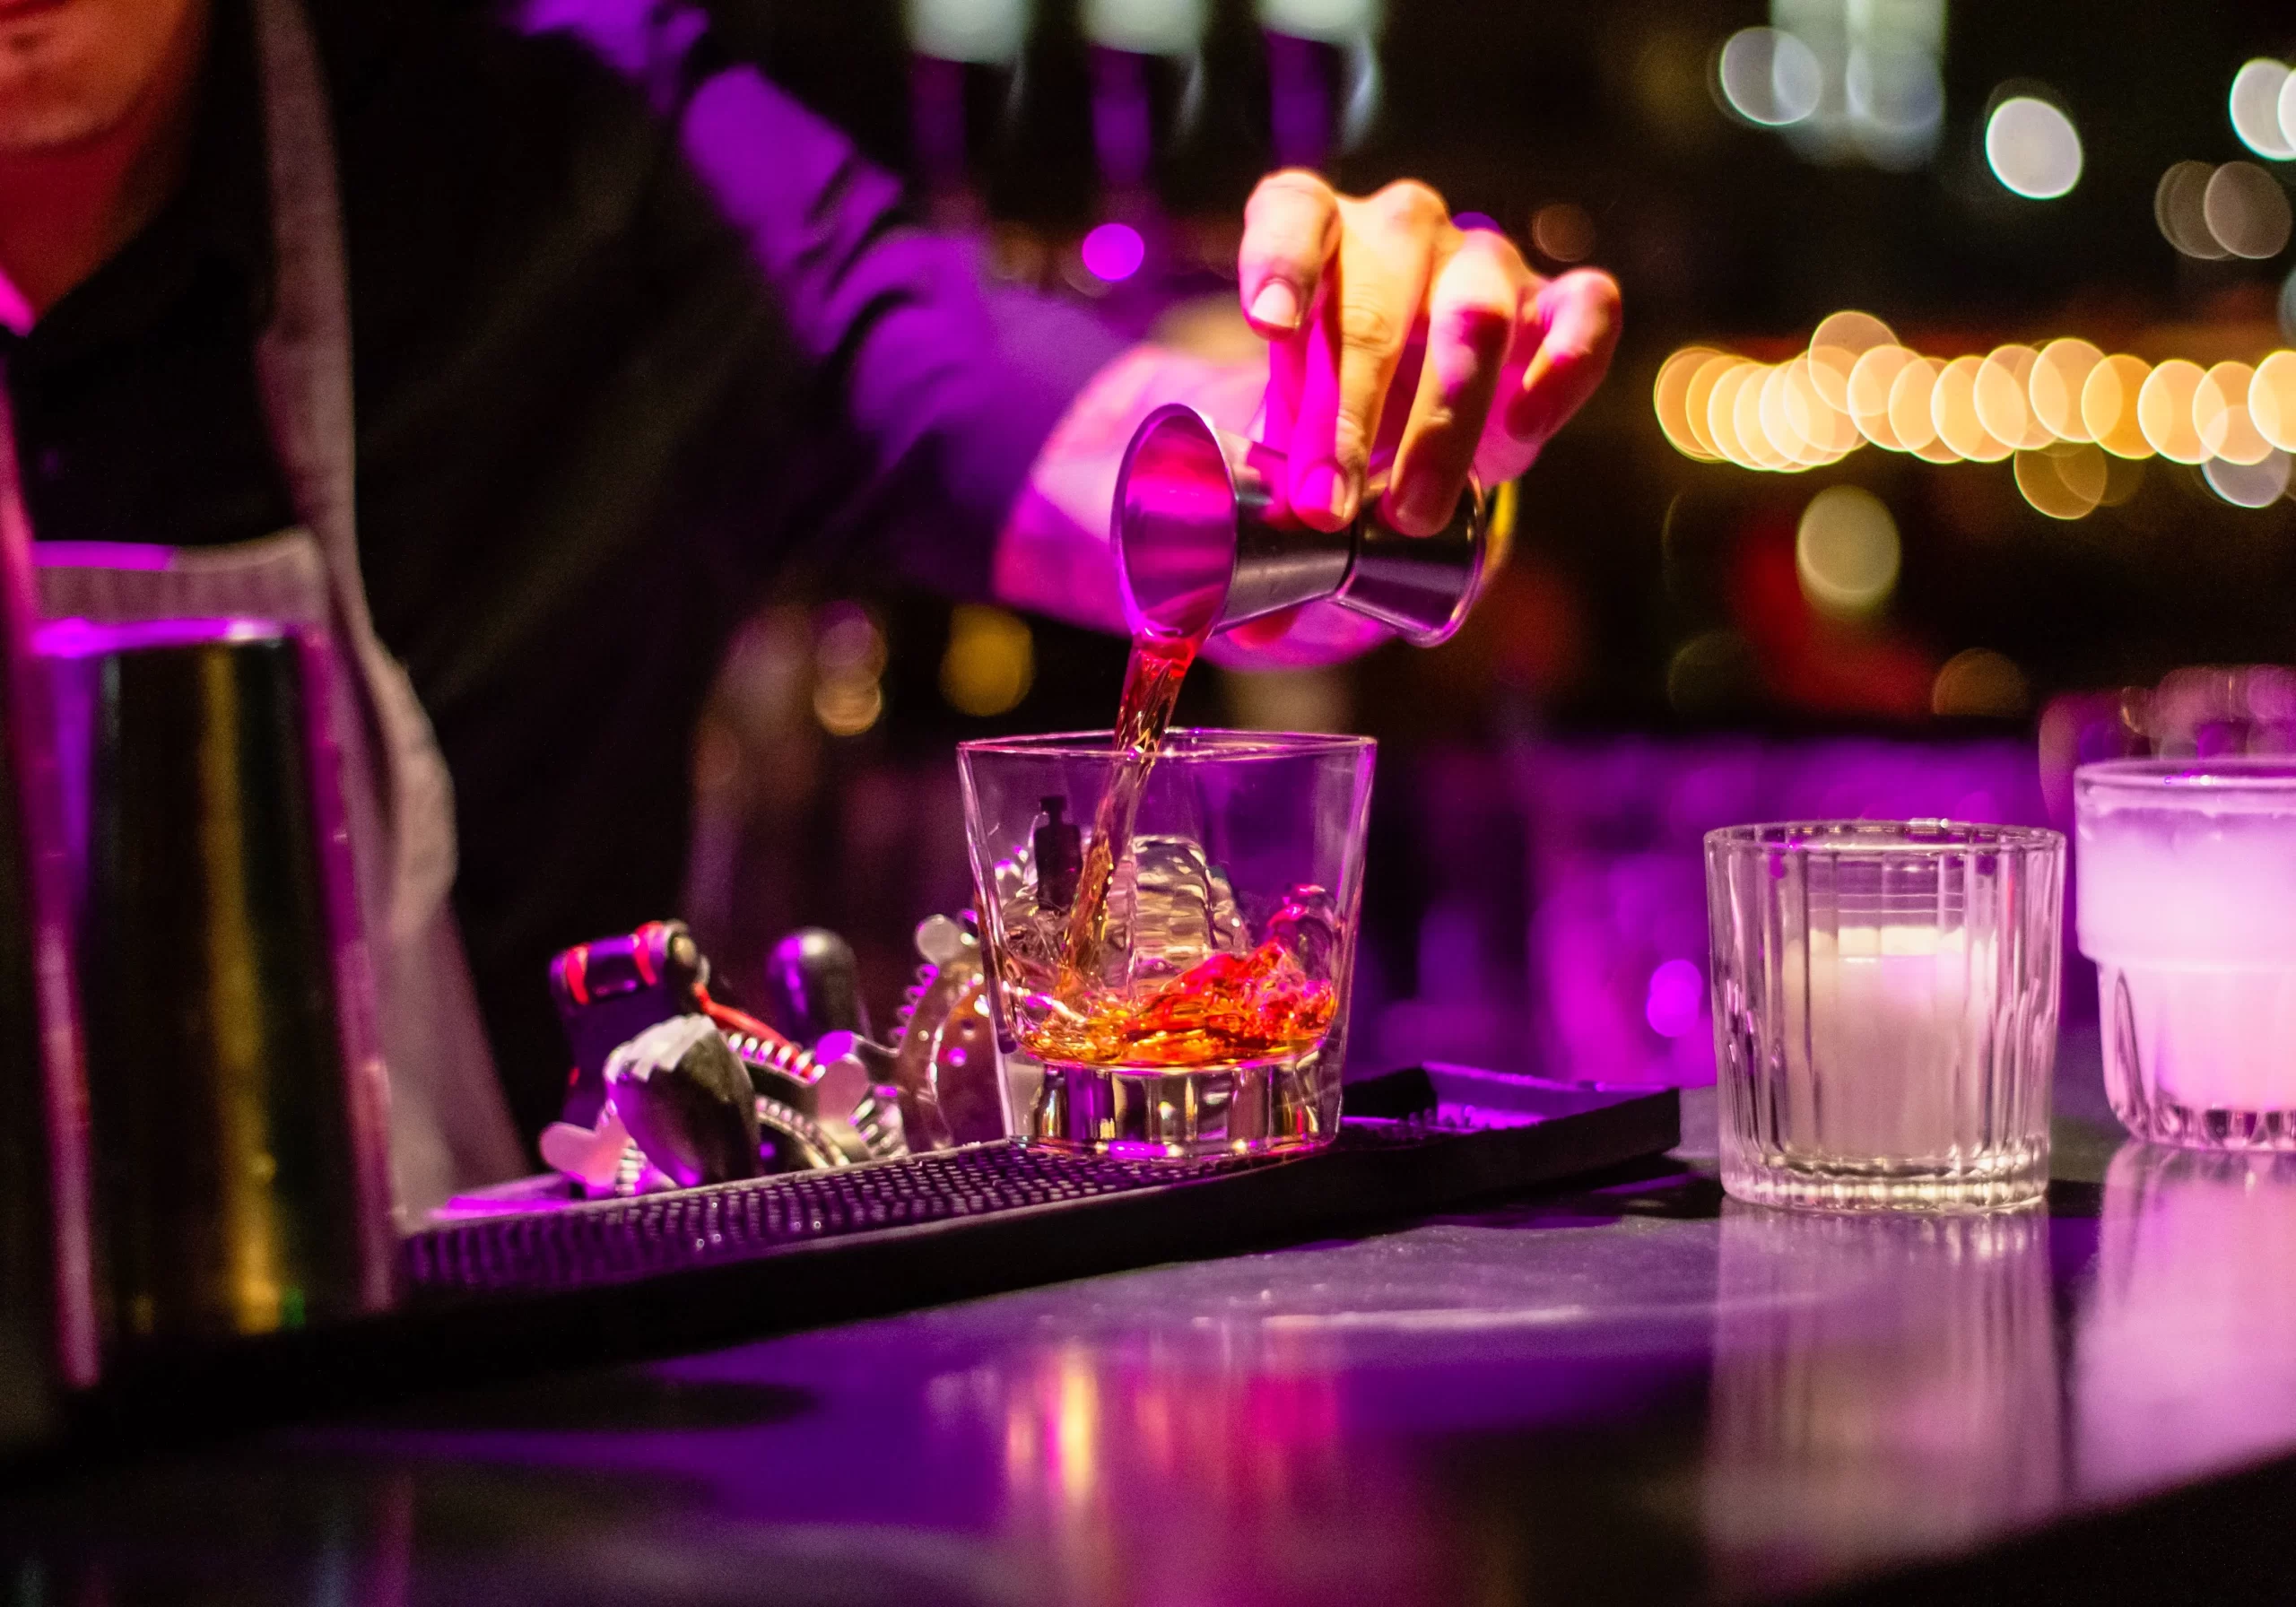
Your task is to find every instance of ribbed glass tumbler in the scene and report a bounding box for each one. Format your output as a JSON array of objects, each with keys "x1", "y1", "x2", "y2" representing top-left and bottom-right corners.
[{"x1": 1706, "y1": 822, "x2": 2066, "y2": 1212}]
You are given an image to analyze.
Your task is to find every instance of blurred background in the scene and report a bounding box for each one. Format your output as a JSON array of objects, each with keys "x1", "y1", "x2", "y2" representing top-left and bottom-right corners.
[{"x1": 674, "y1": 0, "x2": 2296, "y2": 1081}]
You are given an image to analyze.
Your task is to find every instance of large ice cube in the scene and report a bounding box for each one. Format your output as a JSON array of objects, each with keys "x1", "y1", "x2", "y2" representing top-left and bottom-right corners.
[
  {"x1": 989, "y1": 846, "x2": 1067, "y2": 986},
  {"x1": 1105, "y1": 835, "x2": 1248, "y2": 987},
  {"x1": 1265, "y1": 883, "x2": 1343, "y2": 982}
]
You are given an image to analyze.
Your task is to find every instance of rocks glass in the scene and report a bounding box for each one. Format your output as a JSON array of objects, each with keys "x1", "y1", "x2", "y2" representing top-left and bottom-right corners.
[
  {"x1": 1706, "y1": 821, "x2": 2066, "y2": 1210},
  {"x1": 2077, "y1": 760, "x2": 2296, "y2": 1148},
  {"x1": 958, "y1": 730, "x2": 1375, "y2": 1159}
]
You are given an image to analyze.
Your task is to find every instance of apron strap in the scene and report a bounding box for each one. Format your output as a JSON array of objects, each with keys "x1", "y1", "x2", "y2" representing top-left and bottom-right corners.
[{"x1": 248, "y1": 0, "x2": 525, "y2": 1210}]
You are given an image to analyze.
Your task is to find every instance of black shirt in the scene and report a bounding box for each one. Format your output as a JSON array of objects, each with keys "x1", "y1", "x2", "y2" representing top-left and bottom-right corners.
[{"x1": 0, "y1": 0, "x2": 1124, "y2": 1140}]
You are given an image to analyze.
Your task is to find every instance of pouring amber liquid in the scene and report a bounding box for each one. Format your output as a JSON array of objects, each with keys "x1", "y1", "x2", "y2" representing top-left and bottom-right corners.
[{"x1": 1020, "y1": 635, "x2": 1339, "y2": 1074}]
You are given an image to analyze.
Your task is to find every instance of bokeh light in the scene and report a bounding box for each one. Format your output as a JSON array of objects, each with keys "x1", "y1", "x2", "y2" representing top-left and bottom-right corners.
[
  {"x1": 2204, "y1": 162, "x2": 2293, "y2": 259},
  {"x1": 1079, "y1": 222, "x2": 1146, "y2": 282},
  {"x1": 1761, "y1": 357, "x2": 1853, "y2": 467},
  {"x1": 2253, "y1": 351, "x2": 2296, "y2": 452},
  {"x1": 2203, "y1": 451, "x2": 2293, "y2": 508},
  {"x1": 1932, "y1": 648, "x2": 2031, "y2": 718},
  {"x1": 1682, "y1": 353, "x2": 1740, "y2": 458},
  {"x1": 1757, "y1": 363, "x2": 1810, "y2": 465},
  {"x1": 1888, "y1": 355, "x2": 1953, "y2": 460},
  {"x1": 1654, "y1": 348, "x2": 1724, "y2": 462},
  {"x1": 1796, "y1": 485, "x2": 1900, "y2": 617},
  {"x1": 2195, "y1": 361, "x2": 2273, "y2": 465},
  {"x1": 1735, "y1": 364, "x2": 1792, "y2": 469},
  {"x1": 1847, "y1": 344, "x2": 1915, "y2": 448},
  {"x1": 2230, "y1": 59, "x2": 2294, "y2": 160},
  {"x1": 2137, "y1": 359, "x2": 2208, "y2": 464},
  {"x1": 1717, "y1": 27, "x2": 1823, "y2": 127},
  {"x1": 2029, "y1": 337, "x2": 2102, "y2": 442},
  {"x1": 2013, "y1": 441, "x2": 2107, "y2": 520},
  {"x1": 2082, "y1": 353, "x2": 2155, "y2": 458},
  {"x1": 1787, "y1": 358, "x2": 1861, "y2": 459},
  {"x1": 1530, "y1": 202, "x2": 1597, "y2": 264},
  {"x1": 813, "y1": 602, "x2": 888, "y2": 735},
  {"x1": 1643, "y1": 958, "x2": 1703, "y2": 1038},
  {"x1": 1976, "y1": 344, "x2": 2052, "y2": 450},
  {"x1": 1655, "y1": 333, "x2": 2296, "y2": 503},
  {"x1": 1706, "y1": 360, "x2": 1763, "y2": 468},
  {"x1": 2156, "y1": 161, "x2": 2228, "y2": 259},
  {"x1": 940, "y1": 604, "x2": 1036, "y2": 717},
  {"x1": 1985, "y1": 96, "x2": 2083, "y2": 199},
  {"x1": 1807, "y1": 310, "x2": 1896, "y2": 408},
  {"x1": 1933, "y1": 356, "x2": 2010, "y2": 462}
]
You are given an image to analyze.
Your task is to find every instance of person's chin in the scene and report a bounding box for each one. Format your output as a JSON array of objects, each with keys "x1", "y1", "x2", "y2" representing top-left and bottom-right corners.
[{"x1": 0, "y1": 8, "x2": 136, "y2": 153}]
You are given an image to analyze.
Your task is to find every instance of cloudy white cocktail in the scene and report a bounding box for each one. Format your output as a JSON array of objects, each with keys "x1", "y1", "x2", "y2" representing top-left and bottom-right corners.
[{"x1": 2078, "y1": 760, "x2": 2296, "y2": 1148}]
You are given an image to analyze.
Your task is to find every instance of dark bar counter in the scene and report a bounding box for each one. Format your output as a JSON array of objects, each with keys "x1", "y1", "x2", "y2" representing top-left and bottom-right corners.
[{"x1": 4, "y1": 1030, "x2": 2291, "y2": 1606}]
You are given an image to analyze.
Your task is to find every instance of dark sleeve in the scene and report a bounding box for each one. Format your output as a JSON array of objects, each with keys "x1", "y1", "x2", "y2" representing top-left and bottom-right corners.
[{"x1": 524, "y1": 0, "x2": 1128, "y2": 595}]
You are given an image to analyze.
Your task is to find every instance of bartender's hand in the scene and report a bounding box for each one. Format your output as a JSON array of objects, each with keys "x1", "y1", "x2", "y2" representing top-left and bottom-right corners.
[{"x1": 1239, "y1": 171, "x2": 1621, "y2": 539}]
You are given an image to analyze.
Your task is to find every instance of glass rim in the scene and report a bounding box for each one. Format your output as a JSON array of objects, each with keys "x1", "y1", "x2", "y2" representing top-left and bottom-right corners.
[
  {"x1": 956, "y1": 727, "x2": 1375, "y2": 761},
  {"x1": 2075, "y1": 756, "x2": 2296, "y2": 794},
  {"x1": 1705, "y1": 819, "x2": 2065, "y2": 853}
]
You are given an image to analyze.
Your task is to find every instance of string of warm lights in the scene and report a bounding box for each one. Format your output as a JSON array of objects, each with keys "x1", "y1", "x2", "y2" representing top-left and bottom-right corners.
[{"x1": 1654, "y1": 311, "x2": 2296, "y2": 516}]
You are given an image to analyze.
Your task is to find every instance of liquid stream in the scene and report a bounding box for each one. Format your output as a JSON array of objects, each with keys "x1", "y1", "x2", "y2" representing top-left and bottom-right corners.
[{"x1": 1025, "y1": 631, "x2": 1338, "y2": 1072}]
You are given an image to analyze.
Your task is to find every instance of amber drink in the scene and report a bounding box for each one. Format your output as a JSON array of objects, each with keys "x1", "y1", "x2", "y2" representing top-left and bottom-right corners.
[{"x1": 959, "y1": 729, "x2": 1376, "y2": 1158}]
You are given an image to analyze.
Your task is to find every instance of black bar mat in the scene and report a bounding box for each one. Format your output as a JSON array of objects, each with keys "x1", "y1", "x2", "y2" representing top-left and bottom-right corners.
[{"x1": 404, "y1": 1070, "x2": 1681, "y2": 1305}]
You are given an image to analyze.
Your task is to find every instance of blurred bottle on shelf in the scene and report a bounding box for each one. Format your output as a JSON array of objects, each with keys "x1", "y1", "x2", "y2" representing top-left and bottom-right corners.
[{"x1": 1258, "y1": 0, "x2": 1381, "y2": 170}]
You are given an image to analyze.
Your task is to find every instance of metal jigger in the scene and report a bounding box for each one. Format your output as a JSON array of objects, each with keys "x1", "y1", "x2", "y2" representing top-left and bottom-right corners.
[{"x1": 1112, "y1": 403, "x2": 1489, "y2": 646}]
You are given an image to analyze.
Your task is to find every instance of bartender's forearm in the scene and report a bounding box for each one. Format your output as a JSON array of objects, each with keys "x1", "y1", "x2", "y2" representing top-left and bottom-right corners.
[{"x1": 994, "y1": 344, "x2": 1390, "y2": 668}]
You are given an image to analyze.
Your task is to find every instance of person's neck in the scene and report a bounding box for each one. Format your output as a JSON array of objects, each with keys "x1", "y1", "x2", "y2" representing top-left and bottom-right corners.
[{"x1": 0, "y1": 8, "x2": 210, "y2": 330}]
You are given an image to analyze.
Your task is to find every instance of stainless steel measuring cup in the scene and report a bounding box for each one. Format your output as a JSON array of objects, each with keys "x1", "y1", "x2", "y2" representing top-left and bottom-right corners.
[{"x1": 1112, "y1": 404, "x2": 1490, "y2": 647}]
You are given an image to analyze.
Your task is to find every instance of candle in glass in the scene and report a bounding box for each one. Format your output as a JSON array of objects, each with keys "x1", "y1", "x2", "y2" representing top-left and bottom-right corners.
[{"x1": 1709, "y1": 821, "x2": 2064, "y2": 1211}]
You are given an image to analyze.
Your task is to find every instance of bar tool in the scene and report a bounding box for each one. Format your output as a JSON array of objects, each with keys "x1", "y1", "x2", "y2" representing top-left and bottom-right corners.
[
  {"x1": 544, "y1": 921, "x2": 905, "y2": 1194},
  {"x1": 54, "y1": 620, "x2": 396, "y2": 1344},
  {"x1": 1112, "y1": 403, "x2": 1489, "y2": 647},
  {"x1": 604, "y1": 1017, "x2": 763, "y2": 1188},
  {"x1": 890, "y1": 913, "x2": 1005, "y2": 1149},
  {"x1": 764, "y1": 926, "x2": 872, "y2": 1044}
]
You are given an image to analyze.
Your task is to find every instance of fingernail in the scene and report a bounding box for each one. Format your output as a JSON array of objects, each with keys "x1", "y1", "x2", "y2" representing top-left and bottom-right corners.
[
  {"x1": 1388, "y1": 476, "x2": 1443, "y2": 535},
  {"x1": 1248, "y1": 280, "x2": 1300, "y2": 331},
  {"x1": 1296, "y1": 463, "x2": 1355, "y2": 526}
]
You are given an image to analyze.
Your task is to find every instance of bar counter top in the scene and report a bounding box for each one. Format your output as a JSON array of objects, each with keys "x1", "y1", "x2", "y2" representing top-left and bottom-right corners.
[{"x1": 6, "y1": 1029, "x2": 2293, "y2": 1606}]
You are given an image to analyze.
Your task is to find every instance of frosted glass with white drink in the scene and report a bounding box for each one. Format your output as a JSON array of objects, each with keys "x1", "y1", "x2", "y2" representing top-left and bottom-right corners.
[{"x1": 2077, "y1": 760, "x2": 2296, "y2": 1148}]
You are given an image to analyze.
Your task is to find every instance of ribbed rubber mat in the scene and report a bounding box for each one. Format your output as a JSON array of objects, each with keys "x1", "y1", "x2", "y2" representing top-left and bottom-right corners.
[{"x1": 404, "y1": 1140, "x2": 1279, "y2": 1298}]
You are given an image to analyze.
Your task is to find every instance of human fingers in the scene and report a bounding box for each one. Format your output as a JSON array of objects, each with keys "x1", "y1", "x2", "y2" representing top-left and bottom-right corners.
[
  {"x1": 1384, "y1": 230, "x2": 1530, "y2": 536},
  {"x1": 1238, "y1": 169, "x2": 1341, "y2": 337},
  {"x1": 1293, "y1": 179, "x2": 1451, "y2": 531},
  {"x1": 1500, "y1": 267, "x2": 1623, "y2": 449}
]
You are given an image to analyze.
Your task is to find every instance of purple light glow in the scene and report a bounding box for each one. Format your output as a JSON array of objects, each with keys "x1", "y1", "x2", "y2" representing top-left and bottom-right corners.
[
  {"x1": 1644, "y1": 959, "x2": 1704, "y2": 1038},
  {"x1": 1080, "y1": 222, "x2": 1145, "y2": 283}
]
